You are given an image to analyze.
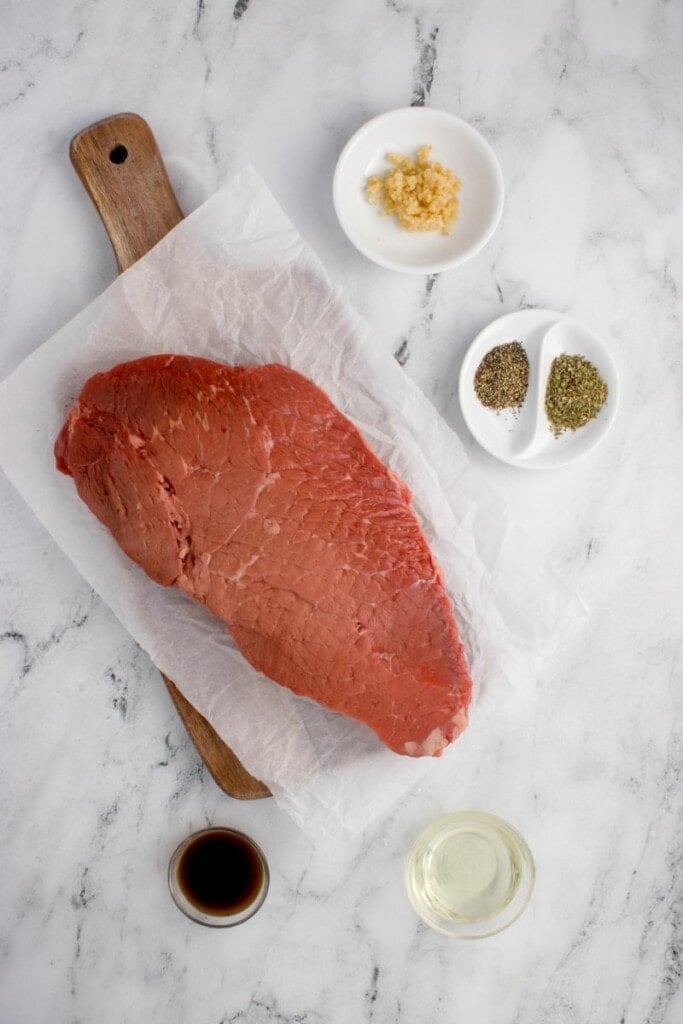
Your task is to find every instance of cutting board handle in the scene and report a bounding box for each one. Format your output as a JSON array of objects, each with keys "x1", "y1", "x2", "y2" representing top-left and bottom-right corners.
[
  {"x1": 69, "y1": 113, "x2": 270, "y2": 801},
  {"x1": 70, "y1": 113, "x2": 184, "y2": 273}
]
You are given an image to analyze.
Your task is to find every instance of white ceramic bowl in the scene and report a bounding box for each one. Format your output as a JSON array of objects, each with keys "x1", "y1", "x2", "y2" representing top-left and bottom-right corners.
[
  {"x1": 458, "y1": 309, "x2": 620, "y2": 469},
  {"x1": 333, "y1": 108, "x2": 504, "y2": 274}
]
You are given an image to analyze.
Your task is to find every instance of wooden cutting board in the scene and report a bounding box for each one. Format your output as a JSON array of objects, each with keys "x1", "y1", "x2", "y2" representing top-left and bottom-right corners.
[{"x1": 70, "y1": 113, "x2": 270, "y2": 800}]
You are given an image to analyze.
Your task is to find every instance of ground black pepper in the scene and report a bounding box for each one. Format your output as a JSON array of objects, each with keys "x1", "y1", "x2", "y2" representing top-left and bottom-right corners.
[{"x1": 474, "y1": 341, "x2": 529, "y2": 410}]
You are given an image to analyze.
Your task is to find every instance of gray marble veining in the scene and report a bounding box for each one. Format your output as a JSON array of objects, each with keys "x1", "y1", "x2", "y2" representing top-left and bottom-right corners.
[{"x1": 1, "y1": 0, "x2": 681, "y2": 1021}]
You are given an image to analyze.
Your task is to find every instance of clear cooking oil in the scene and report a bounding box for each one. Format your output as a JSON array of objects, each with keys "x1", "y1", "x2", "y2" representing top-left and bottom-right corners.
[{"x1": 405, "y1": 812, "x2": 535, "y2": 938}]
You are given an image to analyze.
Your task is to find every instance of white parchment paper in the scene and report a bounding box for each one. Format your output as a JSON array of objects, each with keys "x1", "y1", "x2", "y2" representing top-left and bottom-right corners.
[{"x1": 0, "y1": 167, "x2": 584, "y2": 838}]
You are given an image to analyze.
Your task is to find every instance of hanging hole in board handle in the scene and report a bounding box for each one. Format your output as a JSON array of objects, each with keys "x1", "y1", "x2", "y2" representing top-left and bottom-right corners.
[{"x1": 109, "y1": 144, "x2": 128, "y2": 164}]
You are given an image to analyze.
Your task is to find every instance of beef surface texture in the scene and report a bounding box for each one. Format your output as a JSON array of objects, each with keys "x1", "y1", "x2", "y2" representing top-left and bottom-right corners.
[{"x1": 55, "y1": 356, "x2": 472, "y2": 756}]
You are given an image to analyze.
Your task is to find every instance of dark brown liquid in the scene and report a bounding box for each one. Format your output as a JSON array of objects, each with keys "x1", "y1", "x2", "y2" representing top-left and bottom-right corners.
[{"x1": 177, "y1": 830, "x2": 265, "y2": 916}]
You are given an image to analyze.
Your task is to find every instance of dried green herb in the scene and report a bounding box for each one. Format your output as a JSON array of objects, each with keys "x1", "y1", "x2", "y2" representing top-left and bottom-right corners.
[
  {"x1": 474, "y1": 341, "x2": 529, "y2": 410},
  {"x1": 545, "y1": 354, "x2": 607, "y2": 435}
]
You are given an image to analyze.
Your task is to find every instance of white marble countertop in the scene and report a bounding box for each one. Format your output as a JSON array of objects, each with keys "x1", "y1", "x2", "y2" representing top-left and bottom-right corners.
[{"x1": 1, "y1": 1, "x2": 681, "y2": 1021}]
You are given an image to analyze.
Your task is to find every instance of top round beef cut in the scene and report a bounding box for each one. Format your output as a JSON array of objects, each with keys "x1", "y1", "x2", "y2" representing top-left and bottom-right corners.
[{"x1": 55, "y1": 356, "x2": 472, "y2": 756}]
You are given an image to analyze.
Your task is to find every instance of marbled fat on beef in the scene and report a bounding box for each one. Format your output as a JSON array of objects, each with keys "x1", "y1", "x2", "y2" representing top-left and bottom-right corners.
[{"x1": 55, "y1": 355, "x2": 472, "y2": 756}]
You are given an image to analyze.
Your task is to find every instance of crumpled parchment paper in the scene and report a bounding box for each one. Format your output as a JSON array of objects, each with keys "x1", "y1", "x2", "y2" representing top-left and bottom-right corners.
[{"x1": 0, "y1": 167, "x2": 585, "y2": 838}]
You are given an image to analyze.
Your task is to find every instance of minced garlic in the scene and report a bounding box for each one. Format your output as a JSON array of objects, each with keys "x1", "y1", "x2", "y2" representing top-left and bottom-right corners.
[{"x1": 365, "y1": 146, "x2": 461, "y2": 236}]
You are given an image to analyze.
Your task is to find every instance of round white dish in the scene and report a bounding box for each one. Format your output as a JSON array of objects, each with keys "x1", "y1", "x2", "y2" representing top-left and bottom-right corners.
[
  {"x1": 458, "y1": 309, "x2": 620, "y2": 469},
  {"x1": 332, "y1": 107, "x2": 504, "y2": 274}
]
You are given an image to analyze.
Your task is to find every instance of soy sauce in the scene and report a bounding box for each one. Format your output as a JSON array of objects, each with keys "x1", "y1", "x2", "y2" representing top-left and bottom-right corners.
[{"x1": 176, "y1": 829, "x2": 265, "y2": 916}]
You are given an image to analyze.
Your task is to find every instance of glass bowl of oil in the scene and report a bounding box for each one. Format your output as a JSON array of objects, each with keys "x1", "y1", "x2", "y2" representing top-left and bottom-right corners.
[{"x1": 405, "y1": 811, "x2": 535, "y2": 938}]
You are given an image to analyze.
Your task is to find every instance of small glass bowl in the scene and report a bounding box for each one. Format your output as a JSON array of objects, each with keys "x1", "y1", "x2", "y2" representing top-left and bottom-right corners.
[
  {"x1": 405, "y1": 811, "x2": 535, "y2": 939},
  {"x1": 168, "y1": 827, "x2": 269, "y2": 928}
]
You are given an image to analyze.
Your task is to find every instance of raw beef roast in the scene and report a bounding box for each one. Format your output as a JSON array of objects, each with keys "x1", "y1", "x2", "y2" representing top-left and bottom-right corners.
[{"x1": 55, "y1": 356, "x2": 472, "y2": 756}]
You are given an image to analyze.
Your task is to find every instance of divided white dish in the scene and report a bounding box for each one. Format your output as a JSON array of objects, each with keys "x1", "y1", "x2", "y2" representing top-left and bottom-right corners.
[{"x1": 459, "y1": 309, "x2": 620, "y2": 469}]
